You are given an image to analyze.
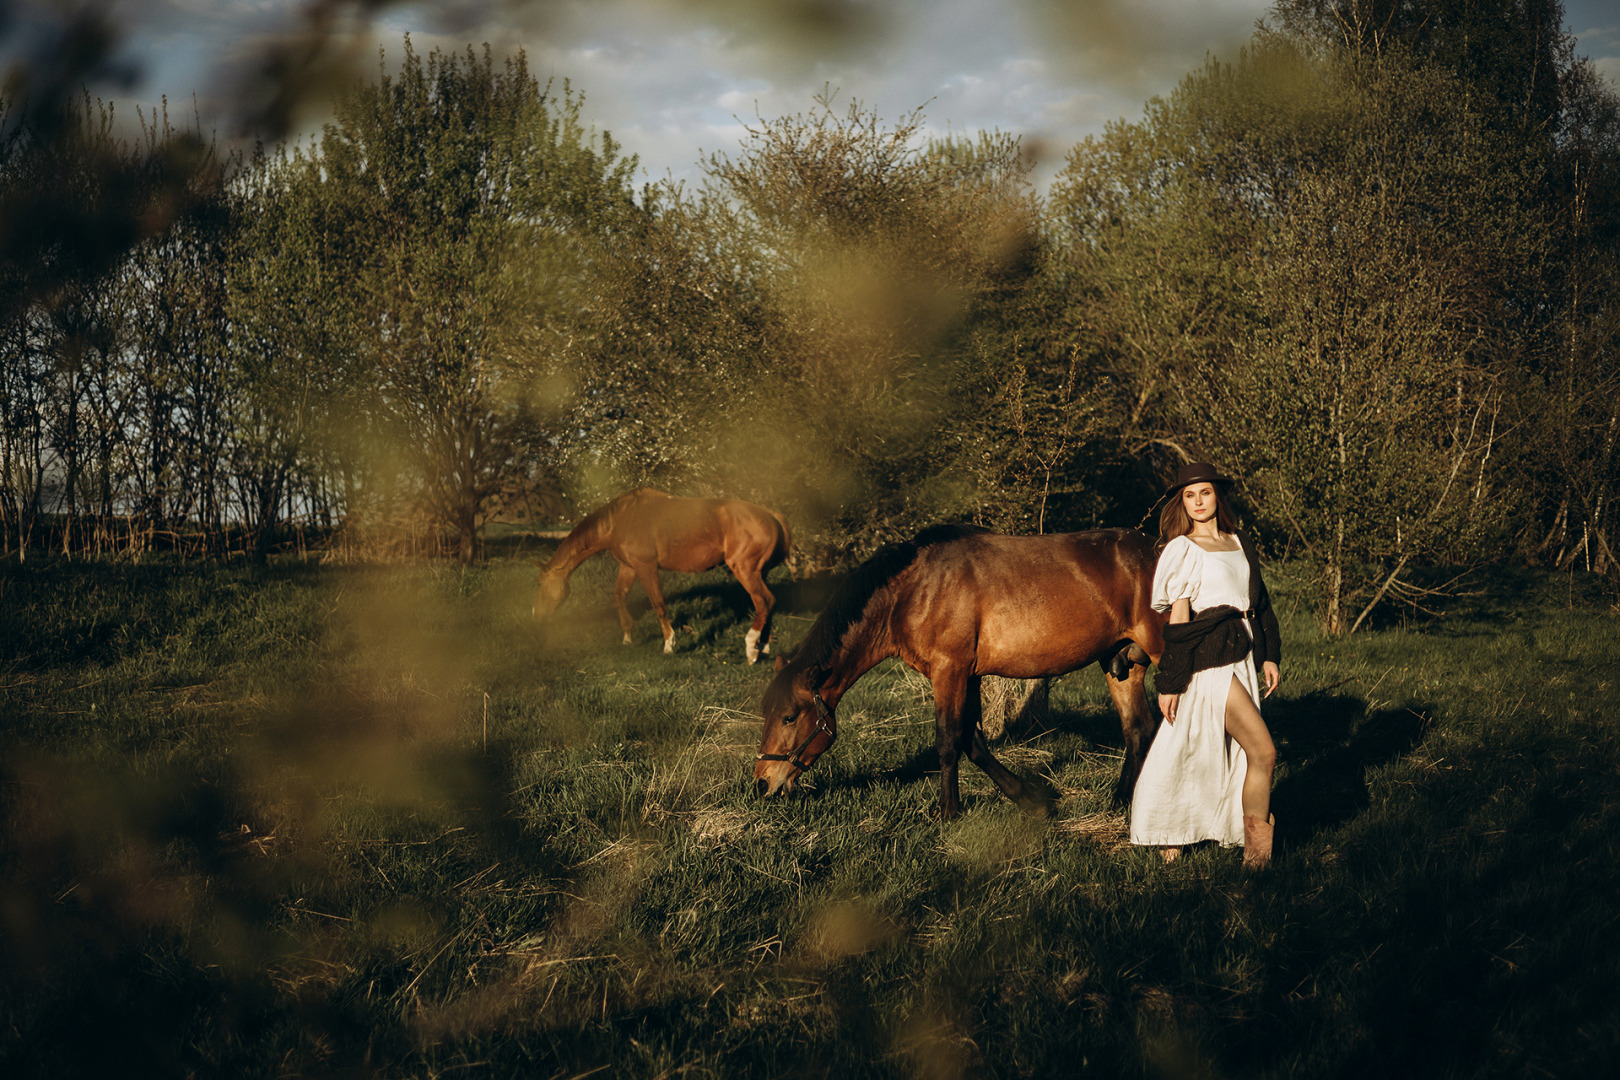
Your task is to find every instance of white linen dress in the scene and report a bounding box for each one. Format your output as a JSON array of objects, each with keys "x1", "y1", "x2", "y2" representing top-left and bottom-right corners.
[{"x1": 1128, "y1": 534, "x2": 1263, "y2": 849}]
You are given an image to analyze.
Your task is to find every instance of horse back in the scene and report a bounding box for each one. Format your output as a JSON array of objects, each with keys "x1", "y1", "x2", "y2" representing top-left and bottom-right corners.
[
  {"x1": 892, "y1": 528, "x2": 1158, "y2": 679},
  {"x1": 613, "y1": 494, "x2": 786, "y2": 574}
]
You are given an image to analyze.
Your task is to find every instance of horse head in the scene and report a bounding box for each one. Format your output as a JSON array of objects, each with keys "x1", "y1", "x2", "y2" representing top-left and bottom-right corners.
[
  {"x1": 531, "y1": 560, "x2": 569, "y2": 622},
  {"x1": 755, "y1": 659, "x2": 837, "y2": 797}
]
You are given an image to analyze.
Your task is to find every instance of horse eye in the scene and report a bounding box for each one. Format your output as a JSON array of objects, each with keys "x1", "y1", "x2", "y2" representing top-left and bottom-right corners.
[{"x1": 781, "y1": 714, "x2": 796, "y2": 726}]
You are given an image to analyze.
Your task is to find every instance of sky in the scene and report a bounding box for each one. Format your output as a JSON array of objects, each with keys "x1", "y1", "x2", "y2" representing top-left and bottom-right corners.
[{"x1": 5, "y1": 0, "x2": 1619, "y2": 193}]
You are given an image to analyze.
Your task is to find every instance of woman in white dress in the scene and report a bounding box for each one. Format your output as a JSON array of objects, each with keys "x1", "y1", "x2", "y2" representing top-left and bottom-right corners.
[{"x1": 1129, "y1": 462, "x2": 1282, "y2": 868}]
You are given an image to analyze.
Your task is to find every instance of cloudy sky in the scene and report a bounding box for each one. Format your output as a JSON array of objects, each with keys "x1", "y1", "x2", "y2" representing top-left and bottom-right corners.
[{"x1": 6, "y1": 0, "x2": 1619, "y2": 191}]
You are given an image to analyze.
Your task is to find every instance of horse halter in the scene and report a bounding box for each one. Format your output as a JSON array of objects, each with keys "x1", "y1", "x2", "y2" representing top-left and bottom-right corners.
[{"x1": 756, "y1": 693, "x2": 836, "y2": 773}]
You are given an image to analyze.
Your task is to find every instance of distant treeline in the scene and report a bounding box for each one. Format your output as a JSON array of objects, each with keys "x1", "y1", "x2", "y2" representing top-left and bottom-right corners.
[{"x1": 3, "y1": 1, "x2": 1618, "y2": 631}]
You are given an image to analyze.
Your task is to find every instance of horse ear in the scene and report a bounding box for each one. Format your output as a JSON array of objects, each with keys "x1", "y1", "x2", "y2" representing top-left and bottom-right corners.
[{"x1": 773, "y1": 655, "x2": 788, "y2": 673}]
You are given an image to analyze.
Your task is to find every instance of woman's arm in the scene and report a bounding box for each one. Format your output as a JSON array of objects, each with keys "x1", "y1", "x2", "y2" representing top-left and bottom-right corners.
[{"x1": 1158, "y1": 597, "x2": 1192, "y2": 722}]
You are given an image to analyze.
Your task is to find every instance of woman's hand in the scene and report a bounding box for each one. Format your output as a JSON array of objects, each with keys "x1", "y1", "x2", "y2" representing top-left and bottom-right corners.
[
  {"x1": 1262, "y1": 661, "x2": 1280, "y2": 698},
  {"x1": 1158, "y1": 693, "x2": 1180, "y2": 723}
]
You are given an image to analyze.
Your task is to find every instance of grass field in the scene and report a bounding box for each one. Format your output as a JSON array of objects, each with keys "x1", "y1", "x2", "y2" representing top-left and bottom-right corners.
[{"x1": 2, "y1": 550, "x2": 1618, "y2": 1078}]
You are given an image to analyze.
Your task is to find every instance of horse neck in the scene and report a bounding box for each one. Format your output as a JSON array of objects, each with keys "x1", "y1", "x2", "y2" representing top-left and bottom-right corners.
[
  {"x1": 807, "y1": 612, "x2": 894, "y2": 707},
  {"x1": 547, "y1": 518, "x2": 610, "y2": 575}
]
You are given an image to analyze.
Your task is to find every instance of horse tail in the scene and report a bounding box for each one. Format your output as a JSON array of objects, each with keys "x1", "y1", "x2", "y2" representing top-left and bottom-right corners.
[{"x1": 770, "y1": 510, "x2": 795, "y2": 571}]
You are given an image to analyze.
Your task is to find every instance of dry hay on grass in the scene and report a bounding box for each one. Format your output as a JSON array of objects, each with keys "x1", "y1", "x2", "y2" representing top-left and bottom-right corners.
[
  {"x1": 849, "y1": 709, "x2": 928, "y2": 745},
  {"x1": 678, "y1": 708, "x2": 770, "y2": 847},
  {"x1": 1053, "y1": 811, "x2": 1132, "y2": 853},
  {"x1": 633, "y1": 704, "x2": 765, "y2": 844},
  {"x1": 893, "y1": 666, "x2": 938, "y2": 708},
  {"x1": 990, "y1": 740, "x2": 1055, "y2": 771},
  {"x1": 690, "y1": 807, "x2": 755, "y2": 847}
]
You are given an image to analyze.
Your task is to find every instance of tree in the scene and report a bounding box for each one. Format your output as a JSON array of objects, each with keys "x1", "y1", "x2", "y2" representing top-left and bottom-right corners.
[
  {"x1": 564, "y1": 95, "x2": 1042, "y2": 560},
  {"x1": 1267, "y1": 1, "x2": 1620, "y2": 580},
  {"x1": 264, "y1": 40, "x2": 639, "y2": 562},
  {"x1": 0, "y1": 90, "x2": 226, "y2": 559},
  {"x1": 1050, "y1": 32, "x2": 1569, "y2": 631}
]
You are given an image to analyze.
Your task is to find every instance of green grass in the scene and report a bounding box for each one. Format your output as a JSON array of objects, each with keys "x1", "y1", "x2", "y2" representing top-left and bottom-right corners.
[{"x1": 2, "y1": 554, "x2": 1617, "y2": 1078}]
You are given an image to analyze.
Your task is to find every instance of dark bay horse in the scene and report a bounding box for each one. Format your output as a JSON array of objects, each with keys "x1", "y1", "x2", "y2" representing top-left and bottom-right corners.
[
  {"x1": 755, "y1": 524, "x2": 1164, "y2": 818},
  {"x1": 533, "y1": 488, "x2": 793, "y2": 662}
]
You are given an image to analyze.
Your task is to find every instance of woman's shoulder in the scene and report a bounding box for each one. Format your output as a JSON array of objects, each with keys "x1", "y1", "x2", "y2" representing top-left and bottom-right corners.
[
  {"x1": 1159, "y1": 534, "x2": 1199, "y2": 557},
  {"x1": 1154, "y1": 534, "x2": 1202, "y2": 573}
]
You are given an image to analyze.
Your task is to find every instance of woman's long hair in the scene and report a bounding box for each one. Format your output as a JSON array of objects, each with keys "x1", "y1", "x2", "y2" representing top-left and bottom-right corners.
[{"x1": 1158, "y1": 483, "x2": 1239, "y2": 551}]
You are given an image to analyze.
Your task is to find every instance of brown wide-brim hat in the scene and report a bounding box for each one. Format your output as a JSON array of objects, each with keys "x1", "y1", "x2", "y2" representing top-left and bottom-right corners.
[{"x1": 1163, "y1": 461, "x2": 1234, "y2": 498}]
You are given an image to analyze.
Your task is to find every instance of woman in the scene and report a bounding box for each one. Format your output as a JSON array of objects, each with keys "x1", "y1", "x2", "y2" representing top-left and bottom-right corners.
[{"x1": 1129, "y1": 462, "x2": 1282, "y2": 868}]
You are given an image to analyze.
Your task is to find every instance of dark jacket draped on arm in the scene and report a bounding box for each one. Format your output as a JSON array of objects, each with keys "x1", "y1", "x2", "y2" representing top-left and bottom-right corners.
[{"x1": 1154, "y1": 533, "x2": 1281, "y2": 696}]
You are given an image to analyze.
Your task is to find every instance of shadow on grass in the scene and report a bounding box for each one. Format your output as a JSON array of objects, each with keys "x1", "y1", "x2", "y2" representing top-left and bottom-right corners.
[
  {"x1": 667, "y1": 570, "x2": 846, "y2": 627},
  {"x1": 1034, "y1": 700, "x2": 1132, "y2": 753},
  {"x1": 1347, "y1": 561, "x2": 1614, "y2": 634},
  {"x1": 1016, "y1": 687, "x2": 1432, "y2": 834},
  {"x1": 527, "y1": 564, "x2": 844, "y2": 658},
  {"x1": 1270, "y1": 690, "x2": 1430, "y2": 843}
]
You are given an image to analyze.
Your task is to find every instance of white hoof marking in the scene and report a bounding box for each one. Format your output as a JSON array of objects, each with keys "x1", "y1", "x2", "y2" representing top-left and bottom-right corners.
[
  {"x1": 663, "y1": 635, "x2": 675, "y2": 654},
  {"x1": 745, "y1": 628, "x2": 761, "y2": 664}
]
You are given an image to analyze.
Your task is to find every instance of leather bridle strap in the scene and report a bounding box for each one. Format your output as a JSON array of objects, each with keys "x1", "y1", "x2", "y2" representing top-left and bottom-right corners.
[{"x1": 756, "y1": 693, "x2": 836, "y2": 772}]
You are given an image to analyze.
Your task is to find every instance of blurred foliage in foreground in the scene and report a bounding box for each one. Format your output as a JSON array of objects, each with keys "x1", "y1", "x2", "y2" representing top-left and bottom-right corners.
[
  {"x1": 1, "y1": 554, "x2": 1617, "y2": 1077},
  {"x1": 2, "y1": 0, "x2": 1619, "y2": 632}
]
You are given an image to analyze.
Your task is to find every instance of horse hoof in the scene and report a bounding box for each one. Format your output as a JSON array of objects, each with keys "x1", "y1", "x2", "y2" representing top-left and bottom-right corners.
[
  {"x1": 621, "y1": 635, "x2": 633, "y2": 646},
  {"x1": 663, "y1": 638, "x2": 675, "y2": 654}
]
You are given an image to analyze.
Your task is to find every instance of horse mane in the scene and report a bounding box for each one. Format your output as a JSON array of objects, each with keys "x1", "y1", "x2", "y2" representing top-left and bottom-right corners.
[
  {"x1": 562, "y1": 499, "x2": 615, "y2": 548},
  {"x1": 791, "y1": 523, "x2": 988, "y2": 678}
]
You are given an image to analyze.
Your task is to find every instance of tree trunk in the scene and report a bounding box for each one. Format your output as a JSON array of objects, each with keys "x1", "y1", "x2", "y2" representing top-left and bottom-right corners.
[{"x1": 1326, "y1": 511, "x2": 1345, "y2": 635}]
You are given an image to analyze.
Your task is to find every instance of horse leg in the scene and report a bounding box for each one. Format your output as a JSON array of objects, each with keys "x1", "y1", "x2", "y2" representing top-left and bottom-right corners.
[
  {"x1": 613, "y1": 563, "x2": 637, "y2": 645},
  {"x1": 1106, "y1": 660, "x2": 1157, "y2": 807},
  {"x1": 731, "y1": 562, "x2": 776, "y2": 664},
  {"x1": 930, "y1": 666, "x2": 969, "y2": 820},
  {"x1": 632, "y1": 563, "x2": 676, "y2": 654},
  {"x1": 962, "y1": 684, "x2": 1051, "y2": 819}
]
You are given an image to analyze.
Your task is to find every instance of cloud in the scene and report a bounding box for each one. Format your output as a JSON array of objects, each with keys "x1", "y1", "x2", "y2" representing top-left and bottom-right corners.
[
  {"x1": 64, "y1": 0, "x2": 1620, "y2": 200},
  {"x1": 1593, "y1": 55, "x2": 1620, "y2": 92},
  {"x1": 0, "y1": 0, "x2": 1271, "y2": 188},
  {"x1": 1568, "y1": 6, "x2": 1620, "y2": 91},
  {"x1": 553, "y1": 0, "x2": 1272, "y2": 187}
]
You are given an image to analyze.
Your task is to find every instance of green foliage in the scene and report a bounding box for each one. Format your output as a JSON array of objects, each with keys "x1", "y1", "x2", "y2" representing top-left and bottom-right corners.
[
  {"x1": 2, "y1": 556, "x2": 1618, "y2": 1076},
  {"x1": 1046, "y1": 25, "x2": 1618, "y2": 630},
  {"x1": 243, "y1": 40, "x2": 640, "y2": 562},
  {"x1": 1271, "y1": 0, "x2": 1570, "y2": 134},
  {"x1": 562, "y1": 96, "x2": 1048, "y2": 561},
  {"x1": 0, "y1": 92, "x2": 230, "y2": 559},
  {"x1": 6, "y1": 14, "x2": 1620, "y2": 629}
]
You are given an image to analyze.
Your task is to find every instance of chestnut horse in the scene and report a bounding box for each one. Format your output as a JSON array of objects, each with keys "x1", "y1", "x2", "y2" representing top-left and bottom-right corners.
[
  {"x1": 756, "y1": 524, "x2": 1164, "y2": 819},
  {"x1": 533, "y1": 488, "x2": 792, "y2": 662}
]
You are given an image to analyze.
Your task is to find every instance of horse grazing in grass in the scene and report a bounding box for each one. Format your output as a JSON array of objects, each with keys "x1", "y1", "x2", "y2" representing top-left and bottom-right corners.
[
  {"x1": 533, "y1": 488, "x2": 793, "y2": 662},
  {"x1": 755, "y1": 524, "x2": 1165, "y2": 819}
]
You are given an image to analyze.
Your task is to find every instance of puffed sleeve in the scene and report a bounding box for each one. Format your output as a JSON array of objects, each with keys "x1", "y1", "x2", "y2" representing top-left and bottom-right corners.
[{"x1": 1151, "y1": 536, "x2": 1200, "y2": 613}]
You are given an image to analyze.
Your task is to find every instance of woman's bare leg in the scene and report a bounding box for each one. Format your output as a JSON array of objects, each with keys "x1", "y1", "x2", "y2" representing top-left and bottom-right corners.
[{"x1": 1225, "y1": 675, "x2": 1276, "y2": 820}]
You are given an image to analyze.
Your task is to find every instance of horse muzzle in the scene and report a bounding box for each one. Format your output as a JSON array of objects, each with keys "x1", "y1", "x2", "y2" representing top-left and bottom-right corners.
[{"x1": 754, "y1": 760, "x2": 799, "y2": 798}]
